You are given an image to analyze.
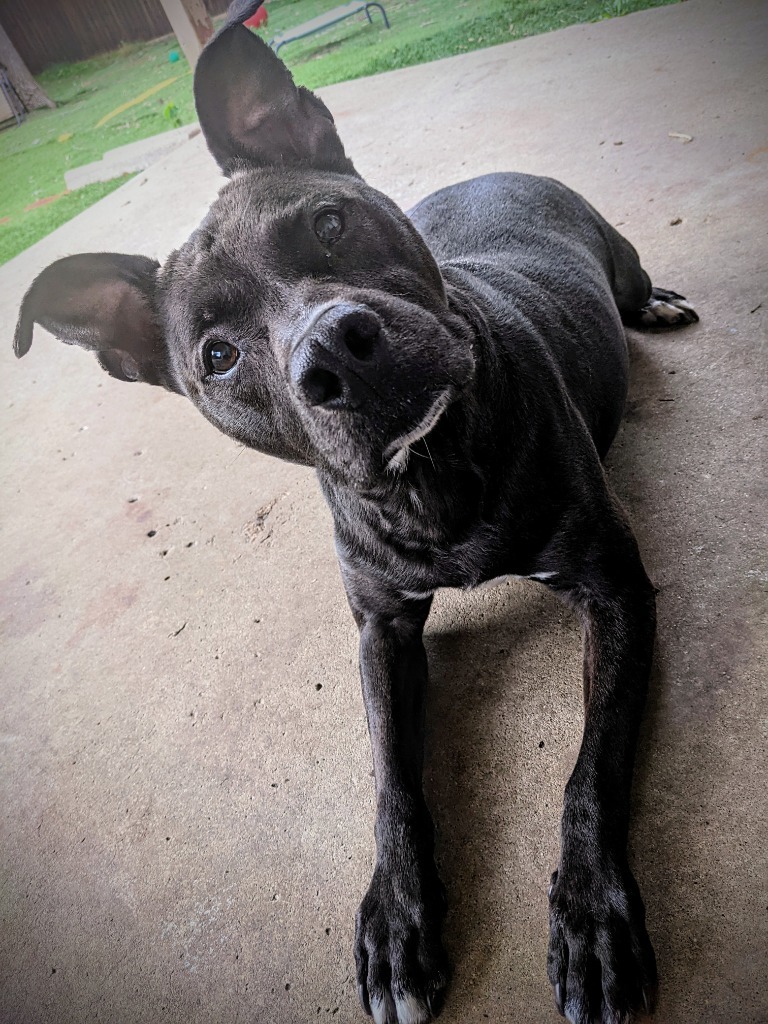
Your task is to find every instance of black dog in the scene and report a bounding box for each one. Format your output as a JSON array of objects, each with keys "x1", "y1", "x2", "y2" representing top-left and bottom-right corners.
[{"x1": 14, "y1": 4, "x2": 698, "y2": 1022}]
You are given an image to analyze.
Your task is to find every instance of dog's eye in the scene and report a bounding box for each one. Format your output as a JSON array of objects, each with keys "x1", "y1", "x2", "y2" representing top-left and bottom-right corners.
[
  {"x1": 314, "y1": 209, "x2": 344, "y2": 245},
  {"x1": 205, "y1": 339, "x2": 240, "y2": 375}
]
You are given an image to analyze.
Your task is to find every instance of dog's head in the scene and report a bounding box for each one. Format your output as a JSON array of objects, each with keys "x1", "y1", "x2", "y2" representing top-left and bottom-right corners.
[{"x1": 14, "y1": 1, "x2": 475, "y2": 487}]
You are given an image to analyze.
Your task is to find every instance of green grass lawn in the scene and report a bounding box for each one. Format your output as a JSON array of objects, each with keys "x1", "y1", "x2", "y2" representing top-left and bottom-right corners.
[{"x1": 0, "y1": 0, "x2": 680, "y2": 265}]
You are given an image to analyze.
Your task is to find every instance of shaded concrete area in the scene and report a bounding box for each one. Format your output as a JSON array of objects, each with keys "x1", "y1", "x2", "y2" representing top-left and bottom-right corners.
[{"x1": 1, "y1": 1, "x2": 765, "y2": 1021}]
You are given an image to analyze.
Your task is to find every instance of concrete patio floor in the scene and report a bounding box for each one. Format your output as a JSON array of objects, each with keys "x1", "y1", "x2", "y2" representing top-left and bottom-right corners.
[{"x1": 1, "y1": 1, "x2": 766, "y2": 1022}]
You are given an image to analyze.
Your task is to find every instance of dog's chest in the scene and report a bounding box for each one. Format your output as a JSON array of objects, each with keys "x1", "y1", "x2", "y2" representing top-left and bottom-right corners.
[{"x1": 330, "y1": 477, "x2": 522, "y2": 593}]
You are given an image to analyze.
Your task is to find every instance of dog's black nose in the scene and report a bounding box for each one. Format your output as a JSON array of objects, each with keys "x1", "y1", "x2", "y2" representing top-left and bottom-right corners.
[{"x1": 290, "y1": 304, "x2": 384, "y2": 409}]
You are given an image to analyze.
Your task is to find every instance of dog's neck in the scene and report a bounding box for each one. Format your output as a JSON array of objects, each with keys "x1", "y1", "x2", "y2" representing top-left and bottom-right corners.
[{"x1": 313, "y1": 277, "x2": 509, "y2": 565}]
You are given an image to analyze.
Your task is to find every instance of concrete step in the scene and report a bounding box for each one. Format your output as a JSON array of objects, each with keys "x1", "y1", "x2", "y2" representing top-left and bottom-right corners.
[{"x1": 65, "y1": 124, "x2": 201, "y2": 190}]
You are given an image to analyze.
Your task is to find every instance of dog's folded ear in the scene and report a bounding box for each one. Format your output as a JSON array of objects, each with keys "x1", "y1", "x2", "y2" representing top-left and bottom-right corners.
[
  {"x1": 194, "y1": 0, "x2": 358, "y2": 177},
  {"x1": 14, "y1": 252, "x2": 181, "y2": 393}
]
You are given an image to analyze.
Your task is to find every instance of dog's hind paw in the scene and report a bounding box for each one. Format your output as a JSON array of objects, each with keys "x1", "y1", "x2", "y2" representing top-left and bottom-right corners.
[{"x1": 628, "y1": 287, "x2": 699, "y2": 330}]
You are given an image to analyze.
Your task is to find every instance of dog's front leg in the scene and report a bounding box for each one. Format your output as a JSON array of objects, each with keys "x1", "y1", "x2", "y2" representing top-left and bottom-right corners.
[
  {"x1": 546, "y1": 522, "x2": 658, "y2": 1023},
  {"x1": 342, "y1": 574, "x2": 448, "y2": 1024}
]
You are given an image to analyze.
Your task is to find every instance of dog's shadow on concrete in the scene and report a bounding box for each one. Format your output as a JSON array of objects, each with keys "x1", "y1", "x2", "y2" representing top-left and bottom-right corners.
[{"x1": 420, "y1": 582, "x2": 578, "y2": 1001}]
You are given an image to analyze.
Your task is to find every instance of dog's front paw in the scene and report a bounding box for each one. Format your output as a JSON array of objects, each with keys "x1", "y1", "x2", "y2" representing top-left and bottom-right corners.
[
  {"x1": 547, "y1": 859, "x2": 657, "y2": 1023},
  {"x1": 355, "y1": 864, "x2": 449, "y2": 1023}
]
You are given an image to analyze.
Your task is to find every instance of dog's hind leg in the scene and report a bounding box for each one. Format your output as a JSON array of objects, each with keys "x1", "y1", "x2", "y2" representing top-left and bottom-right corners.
[
  {"x1": 595, "y1": 212, "x2": 699, "y2": 331},
  {"x1": 340, "y1": 569, "x2": 449, "y2": 1024}
]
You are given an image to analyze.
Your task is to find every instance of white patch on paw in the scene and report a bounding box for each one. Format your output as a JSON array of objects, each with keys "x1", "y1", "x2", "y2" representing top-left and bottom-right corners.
[
  {"x1": 640, "y1": 295, "x2": 697, "y2": 325},
  {"x1": 371, "y1": 992, "x2": 397, "y2": 1024},
  {"x1": 642, "y1": 299, "x2": 680, "y2": 323},
  {"x1": 564, "y1": 992, "x2": 591, "y2": 1022},
  {"x1": 395, "y1": 992, "x2": 431, "y2": 1024}
]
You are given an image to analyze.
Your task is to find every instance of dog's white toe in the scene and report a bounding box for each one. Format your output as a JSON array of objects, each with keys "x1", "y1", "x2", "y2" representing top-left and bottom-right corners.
[{"x1": 395, "y1": 992, "x2": 431, "y2": 1024}]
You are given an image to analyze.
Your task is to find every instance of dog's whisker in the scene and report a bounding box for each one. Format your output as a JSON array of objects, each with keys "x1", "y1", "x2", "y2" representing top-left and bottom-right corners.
[
  {"x1": 409, "y1": 446, "x2": 429, "y2": 460},
  {"x1": 227, "y1": 444, "x2": 246, "y2": 467}
]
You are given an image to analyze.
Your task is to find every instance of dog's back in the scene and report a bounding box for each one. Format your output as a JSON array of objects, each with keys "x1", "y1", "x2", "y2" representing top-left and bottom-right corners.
[{"x1": 409, "y1": 171, "x2": 647, "y2": 456}]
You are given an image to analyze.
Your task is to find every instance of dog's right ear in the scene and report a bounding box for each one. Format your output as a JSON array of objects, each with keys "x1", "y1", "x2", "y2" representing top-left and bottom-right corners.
[
  {"x1": 194, "y1": 0, "x2": 358, "y2": 177},
  {"x1": 14, "y1": 252, "x2": 182, "y2": 393}
]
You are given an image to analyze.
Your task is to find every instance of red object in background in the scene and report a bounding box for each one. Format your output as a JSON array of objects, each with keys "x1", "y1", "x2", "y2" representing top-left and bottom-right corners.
[{"x1": 244, "y1": 5, "x2": 268, "y2": 29}]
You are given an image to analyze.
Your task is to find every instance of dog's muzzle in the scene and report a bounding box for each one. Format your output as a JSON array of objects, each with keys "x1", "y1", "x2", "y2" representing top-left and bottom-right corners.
[{"x1": 289, "y1": 303, "x2": 386, "y2": 411}]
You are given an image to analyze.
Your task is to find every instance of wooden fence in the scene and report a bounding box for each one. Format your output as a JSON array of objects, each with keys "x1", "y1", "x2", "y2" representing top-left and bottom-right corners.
[{"x1": 0, "y1": 0, "x2": 230, "y2": 73}]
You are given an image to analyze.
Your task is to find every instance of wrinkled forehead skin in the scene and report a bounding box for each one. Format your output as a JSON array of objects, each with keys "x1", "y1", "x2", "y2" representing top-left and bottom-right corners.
[
  {"x1": 163, "y1": 166, "x2": 447, "y2": 312},
  {"x1": 156, "y1": 166, "x2": 469, "y2": 482}
]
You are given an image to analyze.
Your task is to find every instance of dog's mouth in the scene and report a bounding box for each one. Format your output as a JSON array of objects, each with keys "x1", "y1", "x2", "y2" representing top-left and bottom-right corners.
[
  {"x1": 284, "y1": 297, "x2": 475, "y2": 487},
  {"x1": 382, "y1": 387, "x2": 453, "y2": 474},
  {"x1": 303, "y1": 380, "x2": 461, "y2": 490}
]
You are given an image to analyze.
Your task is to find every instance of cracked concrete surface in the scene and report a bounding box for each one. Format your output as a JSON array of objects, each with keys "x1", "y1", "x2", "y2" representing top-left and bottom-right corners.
[{"x1": 1, "y1": 1, "x2": 766, "y2": 1022}]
